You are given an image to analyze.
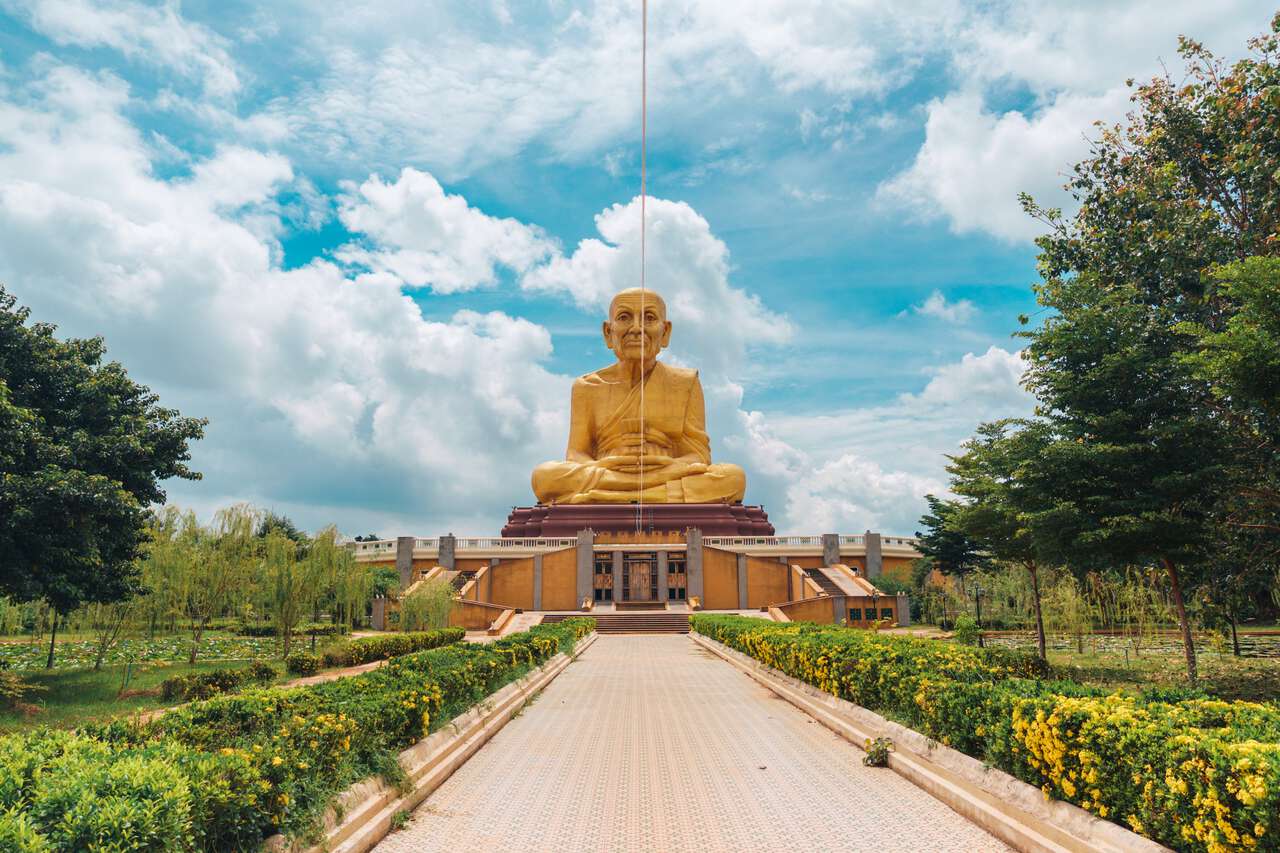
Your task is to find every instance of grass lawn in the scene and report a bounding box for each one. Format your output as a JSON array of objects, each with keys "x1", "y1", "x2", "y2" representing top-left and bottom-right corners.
[
  {"x1": 1044, "y1": 648, "x2": 1280, "y2": 703},
  {"x1": 0, "y1": 658, "x2": 288, "y2": 732}
]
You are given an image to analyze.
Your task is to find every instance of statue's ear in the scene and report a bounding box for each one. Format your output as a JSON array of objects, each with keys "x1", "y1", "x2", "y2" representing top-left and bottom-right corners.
[
  {"x1": 659, "y1": 320, "x2": 672, "y2": 347},
  {"x1": 601, "y1": 320, "x2": 612, "y2": 346}
]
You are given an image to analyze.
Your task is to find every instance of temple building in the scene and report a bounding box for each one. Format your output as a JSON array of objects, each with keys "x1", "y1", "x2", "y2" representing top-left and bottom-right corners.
[
  {"x1": 363, "y1": 288, "x2": 918, "y2": 633},
  {"x1": 360, "y1": 529, "x2": 920, "y2": 632}
]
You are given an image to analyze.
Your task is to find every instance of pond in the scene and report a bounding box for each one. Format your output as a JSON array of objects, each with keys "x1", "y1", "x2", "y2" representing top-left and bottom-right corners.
[{"x1": 0, "y1": 636, "x2": 281, "y2": 672}]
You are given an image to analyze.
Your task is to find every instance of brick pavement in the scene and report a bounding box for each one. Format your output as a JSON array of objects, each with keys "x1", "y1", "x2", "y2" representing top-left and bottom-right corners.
[{"x1": 374, "y1": 634, "x2": 1012, "y2": 853}]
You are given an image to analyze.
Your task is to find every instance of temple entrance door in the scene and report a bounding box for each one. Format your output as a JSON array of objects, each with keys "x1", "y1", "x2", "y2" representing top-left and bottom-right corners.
[
  {"x1": 593, "y1": 553, "x2": 613, "y2": 602},
  {"x1": 622, "y1": 552, "x2": 658, "y2": 601}
]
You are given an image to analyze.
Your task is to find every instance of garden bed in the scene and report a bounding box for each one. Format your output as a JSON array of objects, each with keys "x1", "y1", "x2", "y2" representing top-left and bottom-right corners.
[
  {"x1": 0, "y1": 618, "x2": 595, "y2": 851},
  {"x1": 692, "y1": 615, "x2": 1280, "y2": 853}
]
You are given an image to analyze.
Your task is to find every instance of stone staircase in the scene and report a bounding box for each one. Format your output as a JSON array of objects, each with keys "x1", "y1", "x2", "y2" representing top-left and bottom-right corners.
[
  {"x1": 806, "y1": 567, "x2": 843, "y2": 597},
  {"x1": 543, "y1": 612, "x2": 690, "y2": 634}
]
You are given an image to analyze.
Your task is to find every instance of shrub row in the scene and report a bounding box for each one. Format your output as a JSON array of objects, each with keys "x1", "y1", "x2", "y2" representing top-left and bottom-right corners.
[
  {"x1": 318, "y1": 627, "x2": 466, "y2": 669},
  {"x1": 0, "y1": 618, "x2": 594, "y2": 851},
  {"x1": 691, "y1": 615, "x2": 1280, "y2": 853},
  {"x1": 159, "y1": 661, "x2": 277, "y2": 702},
  {"x1": 237, "y1": 622, "x2": 351, "y2": 638}
]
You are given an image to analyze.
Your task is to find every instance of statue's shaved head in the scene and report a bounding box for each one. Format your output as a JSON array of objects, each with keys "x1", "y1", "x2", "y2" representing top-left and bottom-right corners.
[{"x1": 609, "y1": 288, "x2": 667, "y2": 318}]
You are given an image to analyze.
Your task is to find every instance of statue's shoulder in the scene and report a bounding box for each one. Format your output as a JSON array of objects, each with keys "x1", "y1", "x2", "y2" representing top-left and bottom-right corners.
[
  {"x1": 576, "y1": 365, "x2": 618, "y2": 388},
  {"x1": 659, "y1": 363, "x2": 700, "y2": 388}
]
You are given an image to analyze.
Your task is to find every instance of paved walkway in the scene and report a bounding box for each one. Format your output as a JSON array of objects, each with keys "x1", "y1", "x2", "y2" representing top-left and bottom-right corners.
[{"x1": 375, "y1": 635, "x2": 1010, "y2": 853}]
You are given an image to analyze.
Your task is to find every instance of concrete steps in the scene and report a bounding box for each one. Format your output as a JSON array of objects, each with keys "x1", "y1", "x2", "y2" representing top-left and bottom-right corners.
[
  {"x1": 543, "y1": 612, "x2": 690, "y2": 634},
  {"x1": 807, "y1": 568, "x2": 843, "y2": 597}
]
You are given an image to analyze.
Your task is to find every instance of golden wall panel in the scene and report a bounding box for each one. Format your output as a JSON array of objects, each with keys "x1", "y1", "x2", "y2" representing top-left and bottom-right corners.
[
  {"x1": 881, "y1": 557, "x2": 914, "y2": 582},
  {"x1": 489, "y1": 558, "x2": 535, "y2": 609},
  {"x1": 541, "y1": 547, "x2": 578, "y2": 611},
  {"x1": 745, "y1": 556, "x2": 788, "y2": 608},
  {"x1": 702, "y1": 547, "x2": 740, "y2": 609},
  {"x1": 777, "y1": 597, "x2": 835, "y2": 623}
]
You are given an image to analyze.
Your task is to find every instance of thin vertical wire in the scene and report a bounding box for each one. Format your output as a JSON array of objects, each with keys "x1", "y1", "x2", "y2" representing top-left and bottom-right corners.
[{"x1": 636, "y1": 0, "x2": 647, "y2": 533}]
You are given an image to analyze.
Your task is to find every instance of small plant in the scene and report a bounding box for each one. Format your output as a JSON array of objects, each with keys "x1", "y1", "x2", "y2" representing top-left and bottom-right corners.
[
  {"x1": 862, "y1": 736, "x2": 894, "y2": 767},
  {"x1": 952, "y1": 614, "x2": 980, "y2": 646},
  {"x1": 389, "y1": 809, "x2": 411, "y2": 832},
  {"x1": 0, "y1": 671, "x2": 43, "y2": 711},
  {"x1": 245, "y1": 660, "x2": 277, "y2": 683},
  {"x1": 285, "y1": 651, "x2": 321, "y2": 676}
]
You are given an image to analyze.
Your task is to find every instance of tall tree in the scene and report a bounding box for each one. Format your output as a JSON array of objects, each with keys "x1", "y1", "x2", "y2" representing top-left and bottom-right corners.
[
  {"x1": 1182, "y1": 257, "x2": 1280, "y2": 545},
  {"x1": 0, "y1": 287, "x2": 205, "y2": 666},
  {"x1": 947, "y1": 420, "x2": 1059, "y2": 660},
  {"x1": 914, "y1": 495, "x2": 990, "y2": 595},
  {"x1": 1020, "y1": 275, "x2": 1229, "y2": 682},
  {"x1": 1013, "y1": 18, "x2": 1280, "y2": 681}
]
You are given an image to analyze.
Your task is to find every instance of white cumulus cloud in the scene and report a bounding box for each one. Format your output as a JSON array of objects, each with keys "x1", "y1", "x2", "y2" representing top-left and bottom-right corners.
[
  {"x1": 335, "y1": 169, "x2": 556, "y2": 293},
  {"x1": 4, "y1": 0, "x2": 241, "y2": 97},
  {"x1": 523, "y1": 195, "x2": 792, "y2": 379},
  {"x1": 909, "y1": 289, "x2": 978, "y2": 324}
]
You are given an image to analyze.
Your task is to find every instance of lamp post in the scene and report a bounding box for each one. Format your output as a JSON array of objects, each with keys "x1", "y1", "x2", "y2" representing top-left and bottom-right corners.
[
  {"x1": 973, "y1": 581, "x2": 985, "y2": 648},
  {"x1": 871, "y1": 591, "x2": 880, "y2": 629}
]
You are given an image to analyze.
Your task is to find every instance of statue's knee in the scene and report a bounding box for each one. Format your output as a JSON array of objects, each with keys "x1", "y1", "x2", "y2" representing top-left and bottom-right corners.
[{"x1": 531, "y1": 462, "x2": 559, "y2": 497}]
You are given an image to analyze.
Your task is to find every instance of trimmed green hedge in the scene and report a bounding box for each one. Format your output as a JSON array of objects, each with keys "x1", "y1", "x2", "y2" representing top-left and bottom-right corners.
[
  {"x1": 0, "y1": 618, "x2": 594, "y2": 851},
  {"x1": 160, "y1": 661, "x2": 277, "y2": 702},
  {"x1": 319, "y1": 627, "x2": 465, "y2": 668},
  {"x1": 692, "y1": 615, "x2": 1280, "y2": 853}
]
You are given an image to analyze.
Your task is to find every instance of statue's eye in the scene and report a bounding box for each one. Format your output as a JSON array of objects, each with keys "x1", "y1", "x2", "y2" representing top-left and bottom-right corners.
[{"x1": 616, "y1": 312, "x2": 631, "y2": 322}]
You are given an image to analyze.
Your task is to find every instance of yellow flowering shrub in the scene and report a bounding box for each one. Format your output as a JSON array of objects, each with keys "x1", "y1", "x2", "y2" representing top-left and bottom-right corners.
[
  {"x1": 1, "y1": 618, "x2": 595, "y2": 850},
  {"x1": 693, "y1": 615, "x2": 1280, "y2": 853}
]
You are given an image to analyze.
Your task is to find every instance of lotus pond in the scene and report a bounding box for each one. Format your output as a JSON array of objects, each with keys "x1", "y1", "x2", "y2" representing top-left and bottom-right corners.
[{"x1": 0, "y1": 635, "x2": 281, "y2": 672}]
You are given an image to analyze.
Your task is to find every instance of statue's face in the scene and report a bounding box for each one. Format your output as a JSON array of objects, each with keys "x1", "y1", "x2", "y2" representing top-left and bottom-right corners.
[{"x1": 603, "y1": 292, "x2": 672, "y2": 362}]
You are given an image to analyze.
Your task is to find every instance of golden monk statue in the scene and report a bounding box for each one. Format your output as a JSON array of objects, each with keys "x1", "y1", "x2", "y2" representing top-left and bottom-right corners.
[{"x1": 532, "y1": 288, "x2": 747, "y2": 504}]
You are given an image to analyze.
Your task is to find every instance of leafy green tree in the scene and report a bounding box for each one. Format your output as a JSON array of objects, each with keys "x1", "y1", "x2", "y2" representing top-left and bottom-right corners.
[
  {"x1": 1020, "y1": 274, "x2": 1230, "y2": 682},
  {"x1": 1012, "y1": 19, "x2": 1280, "y2": 681},
  {"x1": 0, "y1": 287, "x2": 205, "y2": 667},
  {"x1": 1182, "y1": 257, "x2": 1280, "y2": 546},
  {"x1": 914, "y1": 495, "x2": 989, "y2": 594},
  {"x1": 369, "y1": 565, "x2": 401, "y2": 600},
  {"x1": 947, "y1": 420, "x2": 1058, "y2": 659}
]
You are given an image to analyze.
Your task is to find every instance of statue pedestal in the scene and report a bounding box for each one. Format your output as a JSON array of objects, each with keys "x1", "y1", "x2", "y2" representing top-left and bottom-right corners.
[{"x1": 502, "y1": 503, "x2": 775, "y2": 537}]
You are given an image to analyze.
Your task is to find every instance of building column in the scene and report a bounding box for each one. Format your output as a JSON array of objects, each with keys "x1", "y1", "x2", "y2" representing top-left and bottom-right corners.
[
  {"x1": 686, "y1": 529, "x2": 704, "y2": 601},
  {"x1": 734, "y1": 553, "x2": 748, "y2": 609},
  {"x1": 865, "y1": 530, "x2": 883, "y2": 579},
  {"x1": 575, "y1": 529, "x2": 594, "y2": 608},
  {"x1": 832, "y1": 595, "x2": 847, "y2": 626},
  {"x1": 438, "y1": 533, "x2": 456, "y2": 570},
  {"x1": 532, "y1": 554, "x2": 543, "y2": 611},
  {"x1": 895, "y1": 592, "x2": 911, "y2": 626},
  {"x1": 612, "y1": 551, "x2": 624, "y2": 602},
  {"x1": 821, "y1": 533, "x2": 840, "y2": 567},
  {"x1": 395, "y1": 536, "x2": 415, "y2": 591},
  {"x1": 657, "y1": 551, "x2": 669, "y2": 602}
]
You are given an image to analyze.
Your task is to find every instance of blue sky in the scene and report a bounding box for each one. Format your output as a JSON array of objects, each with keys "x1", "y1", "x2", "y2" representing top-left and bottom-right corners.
[{"x1": 0, "y1": 1, "x2": 1273, "y2": 536}]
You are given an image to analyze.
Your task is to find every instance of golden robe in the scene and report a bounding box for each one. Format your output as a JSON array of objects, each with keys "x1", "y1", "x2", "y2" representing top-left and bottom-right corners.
[{"x1": 532, "y1": 361, "x2": 746, "y2": 504}]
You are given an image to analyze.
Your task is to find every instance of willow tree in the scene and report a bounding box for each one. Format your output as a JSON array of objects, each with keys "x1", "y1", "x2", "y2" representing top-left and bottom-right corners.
[{"x1": 186, "y1": 504, "x2": 260, "y2": 664}]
